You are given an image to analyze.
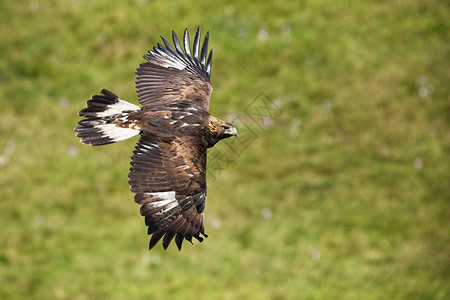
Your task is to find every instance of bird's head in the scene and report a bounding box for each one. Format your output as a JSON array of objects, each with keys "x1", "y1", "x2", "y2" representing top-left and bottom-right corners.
[
  {"x1": 207, "y1": 116, "x2": 238, "y2": 147},
  {"x1": 219, "y1": 123, "x2": 238, "y2": 139}
]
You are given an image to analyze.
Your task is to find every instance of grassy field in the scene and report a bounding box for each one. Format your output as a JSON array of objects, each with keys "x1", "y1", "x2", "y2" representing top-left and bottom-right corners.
[{"x1": 1, "y1": 0, "x2": 449, "y2": 299}]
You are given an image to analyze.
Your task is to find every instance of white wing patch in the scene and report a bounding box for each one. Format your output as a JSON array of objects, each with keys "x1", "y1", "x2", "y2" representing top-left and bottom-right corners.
[
  {"x1": 145, "y1": 191, "x2": 179, "y2": 214},
  {"x1": 148, "y1": 51, "x2": 187, "y2": 70},
  {"x1": 148, "y1": 191, "x2": 176, "y2": 203}
]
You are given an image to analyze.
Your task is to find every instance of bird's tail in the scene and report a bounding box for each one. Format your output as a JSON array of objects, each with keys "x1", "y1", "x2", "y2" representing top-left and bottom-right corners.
[{"x1": 74, "y1": 89, "x2": 141, "y2": 146}]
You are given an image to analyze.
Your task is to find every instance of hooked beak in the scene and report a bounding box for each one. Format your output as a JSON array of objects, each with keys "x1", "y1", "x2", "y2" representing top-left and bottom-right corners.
[{"x1": 224, "y1": 127, "x2": 238, "y2": 137}]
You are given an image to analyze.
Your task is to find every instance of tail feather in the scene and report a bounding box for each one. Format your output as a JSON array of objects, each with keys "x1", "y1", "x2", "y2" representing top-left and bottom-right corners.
[{"x1": 75, "y1": 89, "x2": 141, "y2": 146}]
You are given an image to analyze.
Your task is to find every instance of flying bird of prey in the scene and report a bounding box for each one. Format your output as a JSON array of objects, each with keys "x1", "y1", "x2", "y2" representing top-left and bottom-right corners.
[{"x1": 74, "y1": 27, "x2": 237, "y2": 250}]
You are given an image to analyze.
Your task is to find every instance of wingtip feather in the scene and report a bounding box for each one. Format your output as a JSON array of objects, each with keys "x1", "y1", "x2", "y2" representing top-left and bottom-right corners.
[
  {"x1": 141, "y1": 26, "x2": 212, "y2": 87},
  {"x1": 162, "y1": 231, "x2": 176, "y2": 250},
  {"x1": 175, "y1": 233, "x2": 184, "y2": 250},
  {"x1": 172, "y1": 30, "x2": 184, "y2": 55},
  {"x1": 149, "y1": 230, "x2": 165, "y2": 250},
  {"x1": 161, "y1": 36, "x2": 177, "y2": 56},
  {"x1": 183, "y1": 28, "x2": 192, "y2": 58},
  {"x1": 200, "y1": 31, "x2": 209, "y2": 68},
  {"x1": 193, "y1": 27, "x2": 201, "y2": 61},
  {"x1": 206, "y1": 49, "x2": 213, "y2": 78}
]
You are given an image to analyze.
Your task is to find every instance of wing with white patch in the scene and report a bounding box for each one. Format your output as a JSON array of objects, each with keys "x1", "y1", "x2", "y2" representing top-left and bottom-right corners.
[
  {"x1": 129, "y1": 134, "x2": 208, "y2": 250},
  {"x1": 135, "y1": 27, "x2": 213, "y2": 110}
]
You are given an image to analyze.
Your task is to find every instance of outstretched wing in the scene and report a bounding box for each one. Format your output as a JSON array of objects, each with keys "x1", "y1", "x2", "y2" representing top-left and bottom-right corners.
[
  {"x1": 136, "y1": 27, "x2": 213, "y2": 110},
  {"x1": 129, "y1": 134, "x2": 208, "y2": 250}
]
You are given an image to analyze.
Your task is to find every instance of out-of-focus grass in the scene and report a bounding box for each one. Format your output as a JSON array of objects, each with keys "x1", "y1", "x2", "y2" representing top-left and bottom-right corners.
[{"x1": 1, "y1": 0, "x2": 449, "y2": 299}]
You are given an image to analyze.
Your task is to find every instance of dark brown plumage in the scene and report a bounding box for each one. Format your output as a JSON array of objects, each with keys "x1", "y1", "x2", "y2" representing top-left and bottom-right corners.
[{"x1": 74, "y1": 27, "x2": 237, "y2": 250}]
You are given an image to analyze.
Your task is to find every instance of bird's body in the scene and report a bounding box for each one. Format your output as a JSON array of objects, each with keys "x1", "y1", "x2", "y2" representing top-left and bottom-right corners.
[{"x1": 75, "y1": 28, "x2": 237, "y2": 250}]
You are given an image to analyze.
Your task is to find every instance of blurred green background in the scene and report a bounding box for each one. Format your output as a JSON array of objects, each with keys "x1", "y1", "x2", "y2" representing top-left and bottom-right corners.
[{"x1": 1, "y1": 0, "x2": 449, "y2": 299}]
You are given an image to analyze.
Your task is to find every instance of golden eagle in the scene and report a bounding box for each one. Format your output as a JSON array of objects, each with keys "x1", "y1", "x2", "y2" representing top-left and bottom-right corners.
[{"x1": 74, "y1": 27, "x2": 237, "y2": 250}]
